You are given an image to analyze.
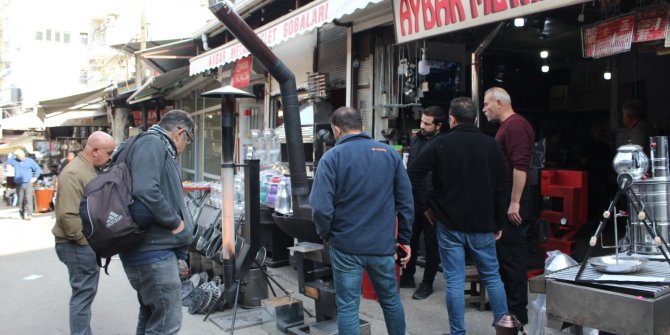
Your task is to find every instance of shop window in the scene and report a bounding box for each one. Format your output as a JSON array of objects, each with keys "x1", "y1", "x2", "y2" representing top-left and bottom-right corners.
[
  {"x1": 203, "y1": 111, "x2": 222, "y2": 177},
  {"x1": 35, "y1": 31, "x2": 43, "y2": 41},
  {"x1": 63, "y1": 32, "x2": 71, "y2": 44},
  {"x1": 55, "y1": 31, "x2": 61, "y2": 42},
  {"x1": 181, "y1": 114, "x2": 197, "y2": 171},
  {"x1": 46, "y1": 29, "x2": 52, "y2": 41}
]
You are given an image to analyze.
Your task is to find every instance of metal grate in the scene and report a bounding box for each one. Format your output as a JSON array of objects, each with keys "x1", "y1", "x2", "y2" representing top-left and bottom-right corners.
[{"x1": 546, "y1": 261, "x2": 670, "y2": 298}]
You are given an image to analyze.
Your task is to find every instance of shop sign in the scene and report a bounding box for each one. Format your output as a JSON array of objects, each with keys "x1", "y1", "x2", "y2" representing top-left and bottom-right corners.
[
  {"x1": 190, "y1": 0, "x2": 329, "y2": 75},
  {"x1": 392, "y1": 0, "x2": 589, "y2": 44},
  {"x1": 232, "y1": 56, "x2": 252, "y2": 88},
  {"x1": 633, "y1": 7, "x2": 669, "y2": 43},
  {"x1": 582, "y1": 15, "x2": 635, "y2": 59}
]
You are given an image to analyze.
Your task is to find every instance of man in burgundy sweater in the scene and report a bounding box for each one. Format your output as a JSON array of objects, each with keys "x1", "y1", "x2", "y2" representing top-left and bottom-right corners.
[{"x1": 483, "y1": 87, "x2": 535, "y2": 325}]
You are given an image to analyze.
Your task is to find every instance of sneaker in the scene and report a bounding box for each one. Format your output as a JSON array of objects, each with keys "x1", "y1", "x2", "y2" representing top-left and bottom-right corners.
[
  {"x1": 399, "y1": 275, "x2": 415, "y2": 289},
  {"x1": 412, "y1": 282, "x2": 433, "y2": 300},
  {"x1": 25, "y1": 215, "x2": 32, "y2": 221}
]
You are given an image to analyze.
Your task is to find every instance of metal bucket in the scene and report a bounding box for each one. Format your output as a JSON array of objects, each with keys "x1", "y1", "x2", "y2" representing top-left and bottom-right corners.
[
  {"x1": 241, "y1": 267, "x2": 268, "y2": 307},
  {"x1": 629, "y1": 178, "x2": 670, "y2": 254}
]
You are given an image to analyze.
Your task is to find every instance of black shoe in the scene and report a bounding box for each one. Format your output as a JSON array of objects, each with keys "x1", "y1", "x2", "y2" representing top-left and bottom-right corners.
[
  {"x1": 412, "y1": 282, "x2": 433, "y2": 300},
  {"x1": 399, "y1": 276, "x2": 415, "y2": 289}
]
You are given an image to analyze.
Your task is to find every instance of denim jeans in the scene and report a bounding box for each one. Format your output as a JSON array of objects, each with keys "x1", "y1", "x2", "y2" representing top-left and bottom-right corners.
[
  {"x1": 55, "y1": 242, "x2": 100, "y2": 335},
  {"x1": 436, "y1": 224, "x2": 508, "y2": 335},
  {"x1": 123, "y1": 254, "x2": 182, "y2": 335},
  {"x1": 16, "y1": 182, "x2": 34, "y2": 217},
  {"x1": 329, "y1": 246, "x2": 405, "y2": 335}
]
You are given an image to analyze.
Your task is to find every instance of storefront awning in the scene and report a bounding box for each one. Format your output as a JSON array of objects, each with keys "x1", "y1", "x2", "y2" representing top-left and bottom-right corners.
[
  {"x1": 0, "y1": 133, "x2": 44, "y2": 154},
  {"x1": 189, "y1": 0, "x2": 385, "y2": 76},
  {"x1": 127, "y1": 67, "x2": 189, "y2": 105},
  {"x1": 111, "y1": 39, "x2": 191, "y2": 73},
  {"x1": 1, "y1": 112, "x2": 44, "y2": 131},
  {"x1": 44, "y1": 110, "x2": 108, "y2": 128},
  {"x1": 392, "y1": 0, "x2": 590, "y2": 44},
  {"x1": 38, "y1": 87, "x2": 108, "y2": 114}
]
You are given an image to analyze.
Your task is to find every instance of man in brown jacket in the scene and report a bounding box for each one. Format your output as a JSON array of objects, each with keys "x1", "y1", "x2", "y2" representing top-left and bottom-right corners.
[{"x1": 52, "y1": 131, "x2": 115, "y2": 335}]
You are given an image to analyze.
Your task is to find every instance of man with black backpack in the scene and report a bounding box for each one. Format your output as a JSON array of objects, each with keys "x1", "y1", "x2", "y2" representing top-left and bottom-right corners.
[
  {"x1": 53, "y1": 131, "x2": 116, "y2": 335},
  {"x1": 119, "y1": 110, "x2": 195, "y2": 335}
]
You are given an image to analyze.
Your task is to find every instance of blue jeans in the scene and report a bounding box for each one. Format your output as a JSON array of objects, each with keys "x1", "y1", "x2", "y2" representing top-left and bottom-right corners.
[
  {"x1": 123, "y1": 254, "x2": 182, "y2": 335},
  {"x1": 55, "y1": 242, "x2": 100, "y2": 335},
  {"x1": 436, "y1": 224, "x2": 508, "y2": 335},
  {"x1": 329, "y1": 246, "x2": 405, "y2": 335}
]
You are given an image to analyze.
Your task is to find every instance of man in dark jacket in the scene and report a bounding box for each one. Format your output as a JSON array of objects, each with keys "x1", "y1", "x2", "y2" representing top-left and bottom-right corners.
[
  {"x1": 310, "y1": 106, "x2": 413, "y2": 335},
  {"x1": 400, "y1": 105, "x2": 444, "y2": 300},
  {"x1": 120, "y1": 110, "x2": 194, "y2": 335},
  {"x1": 408, "y1": 97, "x2": 509, "y2": 335}
]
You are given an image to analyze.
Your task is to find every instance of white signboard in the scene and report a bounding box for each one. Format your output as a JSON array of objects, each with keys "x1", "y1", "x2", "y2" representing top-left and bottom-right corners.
[{"x1": 392, "y1": 0, "x2": 590, "y2": 44}]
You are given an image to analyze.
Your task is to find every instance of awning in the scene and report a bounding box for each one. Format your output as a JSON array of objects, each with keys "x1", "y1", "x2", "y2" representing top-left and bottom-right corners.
[
  {"x1": 189, "y1": 0, "x2": 385, "y2": 75},
  {"x1": 0, "y1": 133, "x2": 44, "y2": 154},
  {"x1": 127, "y1": 67, "x2": 189, "y2": 105},
  {"x1": 38, "y1": 87, "x2": 108, "y2": 114},
  {"x1": 392, "y1": 0, "x2": 590, "y2": 44},
  {"x1": 111, "y1": 39, "x2": 194, "y2": 73},
  {"x1": 44, "y1": 110, "x2": 108, "y2": 128},
  {"x1": 1, "y1": 112, "x2": 44, "y2": 130}
]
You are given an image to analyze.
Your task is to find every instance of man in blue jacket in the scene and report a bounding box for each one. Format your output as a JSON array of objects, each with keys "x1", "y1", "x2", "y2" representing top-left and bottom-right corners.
[
  {"x1": 310, "y1": 106, "x2": 413, "y2": 335},
  {"x1": 8, "y1": 149, "x2": 41, "y2": 220},
  {"x1": 120, "y1": 110, "x2": 194, "y2": 335}
]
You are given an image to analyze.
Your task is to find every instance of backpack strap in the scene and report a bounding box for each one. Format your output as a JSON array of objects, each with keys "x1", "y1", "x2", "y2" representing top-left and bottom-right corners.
[
  {"x1": 96, "y1": 255, "x2": 112, "y2": 275},
  {"x1": 114, "y1": 132, "x2": 146, "y2": 164}
]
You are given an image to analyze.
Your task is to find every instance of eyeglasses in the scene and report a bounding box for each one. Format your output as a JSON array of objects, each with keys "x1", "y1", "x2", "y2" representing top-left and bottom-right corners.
[{"x1": 180, "y1": 128, "x2": 193, "y2": 144}]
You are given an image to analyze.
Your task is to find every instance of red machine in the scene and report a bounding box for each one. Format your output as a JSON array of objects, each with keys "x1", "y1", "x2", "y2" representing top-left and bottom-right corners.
[{"x1": 539, "y1": 170, "x2": 589, "y2": 255}]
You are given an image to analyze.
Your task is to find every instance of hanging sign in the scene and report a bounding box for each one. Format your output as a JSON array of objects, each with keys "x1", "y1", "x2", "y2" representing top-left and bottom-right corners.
[
  {"x1": 592, "y1": 15, "x2": 635, "y2": 58},
  {"x1": 232, "y1": 56, "x2": 252, "y2": 88},
  {"x1": 392, "y1": 0, "x2": 590, "y2": 44},
  {"x1": 633, "y1": 7, "x2": 669, "y2": 43},
  {"x1": 581, "y1": 25, "x2": 596, "y2": 59}
]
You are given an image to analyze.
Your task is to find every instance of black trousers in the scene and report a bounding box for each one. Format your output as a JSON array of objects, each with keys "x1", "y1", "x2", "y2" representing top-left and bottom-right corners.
[
  {"x1": 402, "y1": 212, "x2": 440, "y2": 285},
  {"x1": 497, "y1": 220, "x2": 530, "y2": 324}
]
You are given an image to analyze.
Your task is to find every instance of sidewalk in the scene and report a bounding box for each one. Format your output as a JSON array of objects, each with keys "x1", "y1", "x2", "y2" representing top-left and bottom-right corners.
[{"x1": 0, "y1": 206, "x2": 557, "y2": 334}]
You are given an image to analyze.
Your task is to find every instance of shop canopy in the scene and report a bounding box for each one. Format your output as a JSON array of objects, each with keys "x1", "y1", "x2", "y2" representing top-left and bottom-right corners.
[
  {"x1": 0, "y1": 133, "x2": 44, "y2": 155},
  {"x1": 44, "y1": 110, "x2": 108, "y2": 128},
  {"x1": 189, "y1": 0, "x2": 385, "y2": 76},
  {"x1": 1, "y1": 112, "x2": 44, "y2": 131},
  {"x1": 38, "y1": 87, "x2": 108, "y2": 114},
  {"x1": 126, "y1": 67, "x2": 189, "y2": 105}
]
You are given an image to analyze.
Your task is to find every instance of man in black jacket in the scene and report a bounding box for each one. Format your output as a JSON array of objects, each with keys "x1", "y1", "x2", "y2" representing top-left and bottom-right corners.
[
  {"x1": 400, "y1": 105, "x2": 444, "y2": 300},
  {"x1": 408, "y1": 97, "x2": 510, "y2": 335}
]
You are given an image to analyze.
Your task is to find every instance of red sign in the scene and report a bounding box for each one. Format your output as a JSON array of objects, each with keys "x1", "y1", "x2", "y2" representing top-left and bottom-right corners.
[
  {"x1": 634, "y1": 7, "x2": 669, "y2": 43},
  {"x1": 582, "y1": 25, "x2": 596, "y2": 58},
  {"x1": 232, "y1": 56, "x2": 252, "y2": 89},
  {"x1": 592, "y1": 15, "x2": 635, "y2": 59}
]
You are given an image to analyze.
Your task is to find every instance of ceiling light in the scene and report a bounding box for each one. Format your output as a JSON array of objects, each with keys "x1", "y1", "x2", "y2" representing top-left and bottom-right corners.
[
  {"x1": 540, "y1": 50, "x2": 549, "y2": 59},
  {"x1": 541, "y1": 64, "x2": 550, "y2": 73},
  {"x1": 577, "y1": 4, "x2": 585, "y2": 23},
  {"x1": 514, "y1": 18, "x2": 525, "y2": 27},
  {"x1": 603, "y1": 71, "x2": 612, "y2": 80},
  {"x1": 418, "y1": 41, "x2": 430, "y2": 76}
]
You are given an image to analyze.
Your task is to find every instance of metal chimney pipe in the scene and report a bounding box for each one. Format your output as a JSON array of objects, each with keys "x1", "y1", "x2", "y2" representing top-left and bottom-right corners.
[{"x1": 208, "y1": 0, "x2": 310, "y2": 217}]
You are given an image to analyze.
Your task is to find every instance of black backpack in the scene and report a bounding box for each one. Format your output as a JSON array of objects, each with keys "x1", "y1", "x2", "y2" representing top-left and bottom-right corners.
[{"x1": 80, "y1": 133, "x2": 147, "y2": 274}]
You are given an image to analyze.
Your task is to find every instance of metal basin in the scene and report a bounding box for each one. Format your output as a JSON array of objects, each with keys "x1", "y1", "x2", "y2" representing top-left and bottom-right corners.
[
  {"x1": 272, "y1": 213, "x2": 321, "y2": 243},
  {"x1": 588, "y1": 255, "x2": 648, "y2": 274}
]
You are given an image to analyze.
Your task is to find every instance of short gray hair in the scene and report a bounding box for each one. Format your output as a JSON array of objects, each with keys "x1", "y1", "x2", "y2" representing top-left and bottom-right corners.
[
  {"x1": 158, "y1": 109, "x2": 195, "y2": 134},
  {"x1": 485, "y1": 87, "x2": 512, "y2": 106}
]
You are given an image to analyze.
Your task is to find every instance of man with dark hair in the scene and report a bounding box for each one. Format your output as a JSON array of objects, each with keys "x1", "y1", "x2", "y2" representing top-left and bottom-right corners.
[
  {"x1": 483, "y1": 87, "x2": 535, "y2": 325},
  {"x1": 400, "y1": 105, "x2": 444, "y2": 300},
  {"x1": 7, "y1": 148, "x2": 41, "y2": 220},
  {"x1": 310, "y1": 106, "x2": 413, "y2": 335},
  {"x1": 622, "y1": 99, "x2": 655, "y2": 148},
  {"x1": 408, "y1": 97, "x2": 510, "y2": 335},
  {"x1": 120, "y1": 109, "x2": 195, "y2": 334},
  {"x1": 53, "y1": 131, "x2": 115, "y2": 335}
]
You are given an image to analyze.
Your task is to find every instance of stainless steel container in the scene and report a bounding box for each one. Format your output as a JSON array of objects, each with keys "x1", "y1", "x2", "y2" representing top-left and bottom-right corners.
[{"x1": 630, "y1": 178, "x2": 670, "y2": 254}]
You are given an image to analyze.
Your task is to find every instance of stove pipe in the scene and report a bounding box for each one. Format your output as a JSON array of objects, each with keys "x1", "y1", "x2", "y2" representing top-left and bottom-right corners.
[{"x1": 208, "y1": 0, "x2": 310, "y2": 218}]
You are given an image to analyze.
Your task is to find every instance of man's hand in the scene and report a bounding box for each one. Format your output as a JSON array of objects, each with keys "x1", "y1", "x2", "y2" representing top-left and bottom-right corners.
[
  {"x1": 396, "y1": 243, "x2": 412, "y2": 268},
  {"x1": 424, "y1": 208, "x2": 436, "y2": 226},
  {"x1": 507, "y1": 202, "x2": 522, "y2": 225},
  {"x1": 495, "y1": 230, "x2": 503, "y2": 240},
  {"x1": 171, "y1": 220, "x2": 185, "y2": 235},
  {"x1": 30, "y1": 177, "x2": 37, "y2": 184}
]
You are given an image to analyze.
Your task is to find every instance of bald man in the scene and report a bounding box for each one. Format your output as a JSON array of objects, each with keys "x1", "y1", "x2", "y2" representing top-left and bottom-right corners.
[
  {"x1": 53, "y1": 131, "x2": 115, "y2": 335},
  {"x1": 7, "y1": 148, "x2": 41, "y2": 220}
]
